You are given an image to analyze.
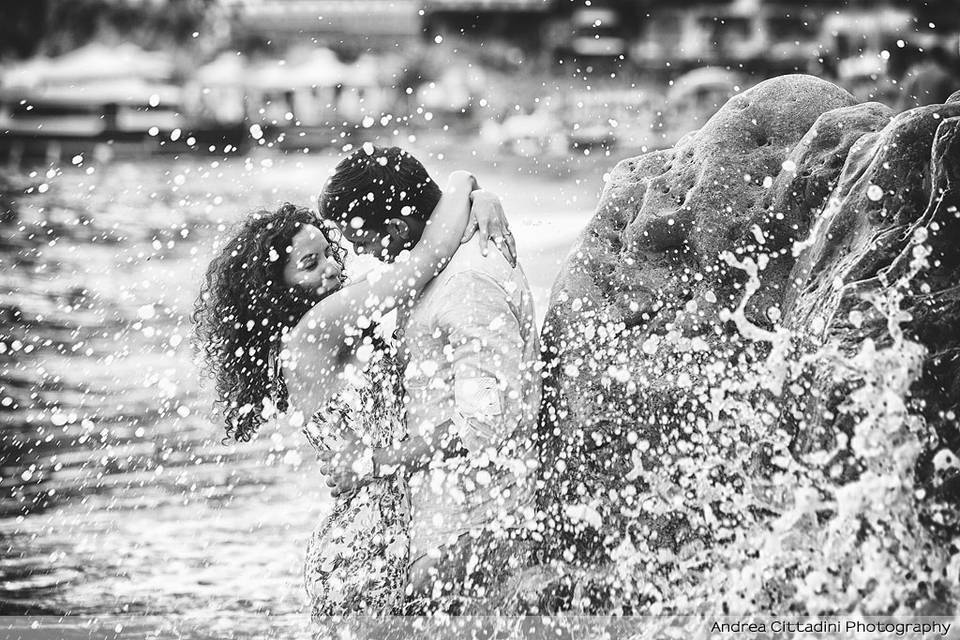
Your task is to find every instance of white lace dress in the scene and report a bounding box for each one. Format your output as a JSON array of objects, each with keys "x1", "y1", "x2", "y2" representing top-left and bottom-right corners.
[
  {"x1": 302, "y1": 346, "x2": 409, "y2": 616},
  {"x1": 300, "y1": 250, "x2": 412, "y2": 616}
]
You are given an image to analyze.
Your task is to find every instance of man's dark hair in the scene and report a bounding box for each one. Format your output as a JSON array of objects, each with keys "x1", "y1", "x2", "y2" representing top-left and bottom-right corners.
[{"x1": 318, "y1": 145, "x2": 442, "y2": 234}]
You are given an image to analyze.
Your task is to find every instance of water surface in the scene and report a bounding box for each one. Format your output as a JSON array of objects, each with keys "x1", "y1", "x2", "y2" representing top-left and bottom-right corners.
[{"x1": 0, "y1": 147, "x2": 602, "y2": 629}]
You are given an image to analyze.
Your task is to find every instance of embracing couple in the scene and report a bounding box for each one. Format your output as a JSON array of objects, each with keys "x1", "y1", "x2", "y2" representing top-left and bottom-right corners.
[{"x1": 194, "y1": 146, "x2": 542, "y2": 615}]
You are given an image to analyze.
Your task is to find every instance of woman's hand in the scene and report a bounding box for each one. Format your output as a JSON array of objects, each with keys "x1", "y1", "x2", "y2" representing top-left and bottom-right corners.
[
  {"x1": 461, "y1": 189, "x2": 517, "y2": 267},
  {"x1": 316, "y1": 433, "x2": 376, "y2": 498}
]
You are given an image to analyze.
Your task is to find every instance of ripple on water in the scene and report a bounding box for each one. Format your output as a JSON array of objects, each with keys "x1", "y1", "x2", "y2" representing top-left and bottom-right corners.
[
  {"x1": 0, "y1": 152, "x2": 599, "y2": 619},
  {"x1": 0, "y1": 158, "x2": 337, "y2": 617}
]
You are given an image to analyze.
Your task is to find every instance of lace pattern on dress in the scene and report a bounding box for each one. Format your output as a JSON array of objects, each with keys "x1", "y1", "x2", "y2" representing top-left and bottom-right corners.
[{"x1": 302, "y1": 348, "x2": 410, "y2": 617}]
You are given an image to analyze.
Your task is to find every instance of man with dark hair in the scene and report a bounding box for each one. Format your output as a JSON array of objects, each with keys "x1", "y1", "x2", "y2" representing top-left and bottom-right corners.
[
  {"x1": 319, "y1": 144, "x2": 541, "y2": 605},
  {"x1": 319, "y1": 145, "x2": 444, "y2": 262}
]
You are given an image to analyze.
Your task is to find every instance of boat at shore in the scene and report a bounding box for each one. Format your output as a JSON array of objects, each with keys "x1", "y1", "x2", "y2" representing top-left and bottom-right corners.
[
  {"x1": 0, "y1": 43, "x2": 248, "y2": 163},
  {"x1": 0, "y1": 83, "x2": 249, "y2": 163}
]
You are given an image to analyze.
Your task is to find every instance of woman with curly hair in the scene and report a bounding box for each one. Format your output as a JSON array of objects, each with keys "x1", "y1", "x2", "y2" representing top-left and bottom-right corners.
[
  {"x1": 193, "y1": 204, "x2": 346, "y2": 442},
  {"x1": 194, "y1": 170, "x2": 514, "y2": 615}
]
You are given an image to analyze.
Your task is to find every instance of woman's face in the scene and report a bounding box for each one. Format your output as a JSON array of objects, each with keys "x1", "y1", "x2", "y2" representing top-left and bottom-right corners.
[{"x1": 282, "y1": 224, "x2": 343, "y2": 299}]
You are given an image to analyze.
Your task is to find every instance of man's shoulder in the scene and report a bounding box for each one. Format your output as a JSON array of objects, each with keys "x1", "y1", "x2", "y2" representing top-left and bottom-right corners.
[
  {"x1": 409, "y1": 240, "x2": 533, "y2": 324},
  {"x1": 444, "y1": 240, "x2": 516, "y2": 283}
]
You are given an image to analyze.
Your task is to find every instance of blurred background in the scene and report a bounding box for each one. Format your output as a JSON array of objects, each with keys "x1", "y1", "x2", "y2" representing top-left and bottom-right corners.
[
  {"x1": 0, "y1": 0, "x2": 958, "y2": 632},
  {"x1": 1, "y1": 0, "x2": 958, "y2": 164}
]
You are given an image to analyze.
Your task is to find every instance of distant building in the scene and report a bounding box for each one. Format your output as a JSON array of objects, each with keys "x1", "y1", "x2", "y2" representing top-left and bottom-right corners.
[
  {"x1": 220, "y1": 0, "x2": 958, "y2": 79},
  {"x1": 422, "y1": 0, "x2": 556, "y2": 48},
  {"x1": 224, "y1": 0, "x2": 424, "y2": 50},
  {"x1": 547, "y1": 0, "x2": 958, "y2": 77}
]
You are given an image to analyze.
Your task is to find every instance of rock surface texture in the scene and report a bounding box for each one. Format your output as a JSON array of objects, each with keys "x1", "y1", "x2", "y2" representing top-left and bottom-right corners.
[{"x1": 534, "y1": 75, "x2": 960, "y2": 614}]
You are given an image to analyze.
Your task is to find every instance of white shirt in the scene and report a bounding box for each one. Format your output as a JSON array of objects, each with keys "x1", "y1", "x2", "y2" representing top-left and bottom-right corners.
[{"x1": 398, "y1": 240, "x2": 541, "y2": 558}]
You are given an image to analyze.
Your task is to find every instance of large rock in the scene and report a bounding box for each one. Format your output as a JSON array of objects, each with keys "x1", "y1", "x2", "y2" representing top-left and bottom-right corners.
[
  {"x1": 783, "y1": 101, "x2": 960, "y2": 506},
  {"x1": 538, "y1": 76, "x2": 860, "y2": 558},
  {"x1": 743, "y1": 101, "x2": 894, "y2": 319},
  {"x1": 534, "y1": 75, "x2": 960, "y2": 613}
]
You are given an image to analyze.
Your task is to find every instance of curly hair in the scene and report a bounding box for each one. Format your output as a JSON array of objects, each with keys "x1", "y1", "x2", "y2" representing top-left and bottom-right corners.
[
  {"x1": 193, "y1": 203, "x2": 347, "y2": 442},
  {"x1": 319, "y1": 145, "x2": 442, "y2": 233}
]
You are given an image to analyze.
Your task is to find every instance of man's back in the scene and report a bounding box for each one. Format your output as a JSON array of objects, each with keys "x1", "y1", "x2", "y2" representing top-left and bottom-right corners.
[{"x1": 399, "y1": 239, "x2": 541, "y2": 569}]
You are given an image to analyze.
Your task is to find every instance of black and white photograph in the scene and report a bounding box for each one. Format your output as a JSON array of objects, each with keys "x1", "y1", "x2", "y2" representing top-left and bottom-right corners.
[{"x1": 1, "y1": 0, "x2": 959, "y2": 637}]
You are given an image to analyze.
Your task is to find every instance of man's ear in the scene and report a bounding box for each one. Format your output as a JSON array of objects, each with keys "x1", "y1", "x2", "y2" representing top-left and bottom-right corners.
[{"x1": 384, "y1": 218, "x2": 411, "y2": 241}]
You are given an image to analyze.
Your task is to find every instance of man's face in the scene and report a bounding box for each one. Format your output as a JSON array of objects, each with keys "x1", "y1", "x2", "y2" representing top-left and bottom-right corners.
[{"x1": 336, "y1": 215, "x2": 426, "y2": 262}]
